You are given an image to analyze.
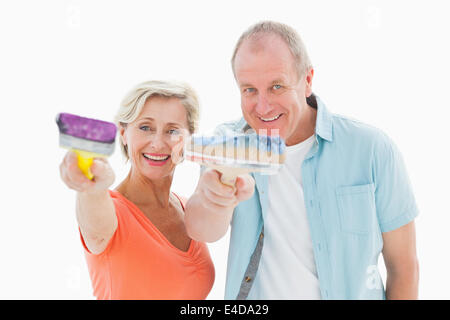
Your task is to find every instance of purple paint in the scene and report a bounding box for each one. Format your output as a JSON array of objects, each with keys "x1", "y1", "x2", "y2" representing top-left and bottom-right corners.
[{"x1": 56, "y1": 113, "x2": 117, "y2": 143}]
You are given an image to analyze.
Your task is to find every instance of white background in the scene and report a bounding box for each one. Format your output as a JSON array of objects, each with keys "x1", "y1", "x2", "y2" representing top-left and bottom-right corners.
[{"x1": 0, "y1": 0, "x2": 449, "y2": 299}]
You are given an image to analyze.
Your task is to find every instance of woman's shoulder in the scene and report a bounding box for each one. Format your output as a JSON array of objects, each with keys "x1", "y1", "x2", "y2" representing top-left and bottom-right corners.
[
  {"x1": 107, "y1": 190, "x2": 138, "y2": 220},
  {"x1": 108, "y1": 189, "x2": 127, "y2": 208},
  {"x1": 108, "y1": 189, "x2": 121, "y2": 200}
]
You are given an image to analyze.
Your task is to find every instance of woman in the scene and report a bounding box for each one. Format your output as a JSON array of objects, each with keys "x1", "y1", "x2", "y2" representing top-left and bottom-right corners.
[{"x1": 59, "y1": 80, "x2": 215, "y2": 299}]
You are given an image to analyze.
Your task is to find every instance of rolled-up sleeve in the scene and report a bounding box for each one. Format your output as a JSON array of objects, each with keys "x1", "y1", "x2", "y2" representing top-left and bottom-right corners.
[{"x1": 372, "y1": 133, "x2": 419, "y2": 233}]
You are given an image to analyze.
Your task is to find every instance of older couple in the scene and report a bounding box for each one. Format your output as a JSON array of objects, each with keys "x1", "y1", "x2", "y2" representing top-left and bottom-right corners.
[{"x1": 60, "y1": 21, "x2": 419, "y2": 300}]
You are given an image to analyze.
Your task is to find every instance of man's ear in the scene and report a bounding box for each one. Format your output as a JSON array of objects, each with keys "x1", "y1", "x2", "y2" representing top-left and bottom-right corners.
[{"x1": 305, "y1": 68, "x2": 314, "y2": 98}]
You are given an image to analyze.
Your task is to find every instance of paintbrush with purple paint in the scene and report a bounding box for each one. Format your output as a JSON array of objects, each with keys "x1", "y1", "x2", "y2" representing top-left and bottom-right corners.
[{"x1": 56, "y1": 113, "x2": 117, "y2": 180}]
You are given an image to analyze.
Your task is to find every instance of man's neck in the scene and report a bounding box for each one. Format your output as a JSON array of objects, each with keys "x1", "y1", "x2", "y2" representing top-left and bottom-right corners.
[{"x1": 285, "y1": 105, "x2": 317, "y2": 146}]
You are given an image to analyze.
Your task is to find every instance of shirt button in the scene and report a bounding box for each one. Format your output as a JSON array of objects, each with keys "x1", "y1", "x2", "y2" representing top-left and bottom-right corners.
[
  {"x1": 245, "y1": 276, "x2": 252, "y2": 283},
  {"x1": 260, "y1": 232, "x2": 264, "y2": 240}
]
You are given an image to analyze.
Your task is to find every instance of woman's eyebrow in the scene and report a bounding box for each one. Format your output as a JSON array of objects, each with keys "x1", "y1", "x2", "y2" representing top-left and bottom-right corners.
[
  {"x1": 139, "y1": 118, "x2": 182, "y2": 127},
  {"x1": 138, "y1": 117, "x2": 155, "y2": 121},
  {"x1": 166, "y1": 122, "x2": 183, "y2": 127}
]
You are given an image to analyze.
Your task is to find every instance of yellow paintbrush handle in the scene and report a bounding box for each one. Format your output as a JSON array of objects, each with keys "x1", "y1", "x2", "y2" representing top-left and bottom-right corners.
[{"x1": 73, "y1": 149, "x2": 95, "y2": 180}]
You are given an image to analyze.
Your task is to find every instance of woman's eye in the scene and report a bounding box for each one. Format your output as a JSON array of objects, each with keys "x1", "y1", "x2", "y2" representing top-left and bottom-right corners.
[
  {"x1": 139, "y1": 126, "x2": 152, "y2": 131},
  {"x1": 168, "y1": 129, "x2": 180, "y2": 135},
  {"x1": 244, "y1": 87, "x2": 255, "y2": 93},
  {"x1": 273, "y1": 84, "x2": 282, "y2": 90}
]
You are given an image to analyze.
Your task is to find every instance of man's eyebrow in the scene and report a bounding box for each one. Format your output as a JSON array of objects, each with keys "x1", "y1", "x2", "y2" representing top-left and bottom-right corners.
[{"x1": 271, "y1": 78, "x2": 286, "y2": 84}]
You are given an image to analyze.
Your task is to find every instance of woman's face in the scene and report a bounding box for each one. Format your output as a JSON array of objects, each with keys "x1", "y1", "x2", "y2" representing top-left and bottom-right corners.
[{"x1": 121, "y1": 96, "x2": 190, "y2": 180}]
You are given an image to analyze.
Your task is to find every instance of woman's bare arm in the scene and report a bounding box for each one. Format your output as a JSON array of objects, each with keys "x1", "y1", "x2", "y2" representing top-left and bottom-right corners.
[{"x1": 60, "y1": 151, "x2": 117, "y2": 254}]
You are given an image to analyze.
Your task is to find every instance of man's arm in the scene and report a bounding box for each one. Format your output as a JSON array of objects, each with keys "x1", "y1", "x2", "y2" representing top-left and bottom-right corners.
[
  {"x1": 382, "y1": 221, "x2": 419, "y2": 299},
  {"x1": 185, "y1": 168, "x2": 255, "y2": 243}
]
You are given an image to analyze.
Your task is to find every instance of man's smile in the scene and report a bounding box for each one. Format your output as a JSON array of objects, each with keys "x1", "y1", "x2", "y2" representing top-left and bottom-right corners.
[{"x1": 259, "y1": 113, "x2": 282, "y2": 122}]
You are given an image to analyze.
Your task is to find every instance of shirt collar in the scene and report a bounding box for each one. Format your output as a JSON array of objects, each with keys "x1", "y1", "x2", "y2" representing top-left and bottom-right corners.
[
  {"x1": 315, "y1": 95, "x2": 333, "y2": 142},
  {"x1": 233, "y1": 94, "x2": 333, "y2": 142}
]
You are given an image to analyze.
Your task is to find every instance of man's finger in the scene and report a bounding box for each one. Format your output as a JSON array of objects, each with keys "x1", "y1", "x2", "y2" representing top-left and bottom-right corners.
[
  {"x1": 235, "y1": 174, "x2": 255, "y2": 201},
  {"x1": 203, "y1": 169, "x2": 235, "y2": 198},
  {"x1": 202, "y1": 188, "x2": 237, "y2": 207}
]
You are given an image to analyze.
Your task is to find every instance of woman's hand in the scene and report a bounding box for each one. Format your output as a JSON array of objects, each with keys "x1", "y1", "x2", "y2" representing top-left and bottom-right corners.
[
  {"x1": 59, "y1": 151, "x2": 115, "y2": 194},
  {"x1": 60, "y1": 151, "x2": 118, "y2": 255}
]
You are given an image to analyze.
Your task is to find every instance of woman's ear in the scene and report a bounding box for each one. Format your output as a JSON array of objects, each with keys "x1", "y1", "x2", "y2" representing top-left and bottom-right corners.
[{"x1": 119, "y1": 123, "x2": 127, "y2": 147}]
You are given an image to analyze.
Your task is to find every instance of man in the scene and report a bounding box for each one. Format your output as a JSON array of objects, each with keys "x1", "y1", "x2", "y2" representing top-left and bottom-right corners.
[{"x1": 185, "y1": 21, "x2": 419, "y2": 300}]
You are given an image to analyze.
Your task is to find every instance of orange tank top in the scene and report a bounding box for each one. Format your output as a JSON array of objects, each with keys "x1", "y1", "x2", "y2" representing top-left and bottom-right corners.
[{"x1": 79, "y1": 190, "x2": 215, "y2": 299}]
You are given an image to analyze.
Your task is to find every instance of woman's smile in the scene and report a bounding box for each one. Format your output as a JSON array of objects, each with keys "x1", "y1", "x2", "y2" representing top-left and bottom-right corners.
[{"x1": 143, "y1": 153, "x2": 171, "y2": 166}]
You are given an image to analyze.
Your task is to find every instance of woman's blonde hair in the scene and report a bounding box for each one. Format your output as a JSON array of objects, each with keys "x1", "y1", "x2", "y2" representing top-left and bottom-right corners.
[{"x1": 114, "y1": 80, "x2": 200, "y2": 160}]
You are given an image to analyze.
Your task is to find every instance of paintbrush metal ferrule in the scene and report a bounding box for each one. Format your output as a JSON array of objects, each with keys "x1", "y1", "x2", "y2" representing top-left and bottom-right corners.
[{"x1": 59, "y1": 133, "x2": 116, "y2": 156}]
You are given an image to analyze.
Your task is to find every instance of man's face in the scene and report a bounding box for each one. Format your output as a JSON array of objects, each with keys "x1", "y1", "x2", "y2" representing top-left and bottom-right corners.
[{"x1": 233, "y1": 34, "x2": 313, "y2": 146}]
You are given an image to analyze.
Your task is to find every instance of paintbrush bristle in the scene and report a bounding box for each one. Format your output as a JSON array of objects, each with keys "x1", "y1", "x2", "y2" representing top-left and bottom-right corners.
[
  {"x1": 56, "y1": 113, "x2": 117, "y2": 143},
  {"x1": 185, "y1": 134, "x2": 286, "y2": 169}
]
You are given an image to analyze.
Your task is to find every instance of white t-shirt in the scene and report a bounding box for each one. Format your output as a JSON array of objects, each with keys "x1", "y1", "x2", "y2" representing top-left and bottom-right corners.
[{"x1": 247, "y1": 134, "x2": 321, "y2": 300}]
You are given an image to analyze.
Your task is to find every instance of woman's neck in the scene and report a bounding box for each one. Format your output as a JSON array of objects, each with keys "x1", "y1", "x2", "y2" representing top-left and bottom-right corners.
[{"x1": 116, "y1": 169, "x2": 174, "y2": 209}]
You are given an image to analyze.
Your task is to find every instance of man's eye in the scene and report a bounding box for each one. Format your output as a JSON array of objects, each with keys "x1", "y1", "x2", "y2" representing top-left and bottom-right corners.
[
  {"x1": 168, "y1": 129, "x2": 180, "y2": 135},
  {"x1": 244, "y1": 88, "x2": 255, "y2": 93},
  {"x1": 273, "y1": 84, "x2": 282, "y2": 90}
]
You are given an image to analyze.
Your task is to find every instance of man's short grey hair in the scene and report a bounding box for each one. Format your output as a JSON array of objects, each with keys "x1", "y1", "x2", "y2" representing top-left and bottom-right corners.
[{"x1": 231, "y1": 20, "x2": 313, "y2": 79}]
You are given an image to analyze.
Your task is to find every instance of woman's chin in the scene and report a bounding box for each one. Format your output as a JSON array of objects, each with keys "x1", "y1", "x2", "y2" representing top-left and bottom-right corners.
[{"x1": 138, "y1": 164, "x2": 175, "y2": 181}]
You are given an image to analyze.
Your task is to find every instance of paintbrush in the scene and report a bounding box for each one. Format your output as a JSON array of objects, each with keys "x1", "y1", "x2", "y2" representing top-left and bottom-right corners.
[
  {"x1": 56, "y1": 113, "x2": 117, "y2": 180},
  {"x1": 185, "y1": 134, "x2": 286, "y2": 187}
]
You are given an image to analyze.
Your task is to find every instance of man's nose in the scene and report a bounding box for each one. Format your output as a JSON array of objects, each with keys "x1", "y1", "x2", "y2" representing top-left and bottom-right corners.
[{"x1": 255, "y1": 93, "x2": 274, "y2": 116}]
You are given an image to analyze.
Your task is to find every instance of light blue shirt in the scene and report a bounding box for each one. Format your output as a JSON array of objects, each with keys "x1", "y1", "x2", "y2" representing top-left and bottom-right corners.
[{"x1": 214, "y1": 96, "x2": 419, "y2": 300}]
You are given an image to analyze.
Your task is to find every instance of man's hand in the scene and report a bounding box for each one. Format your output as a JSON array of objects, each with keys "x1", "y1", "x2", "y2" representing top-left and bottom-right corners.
[
  {"x1": 198, "y1": 169, "x2": 255, "y2": 211},
  {"x1": 185, "y1": 168, "x2": 255, "y2": 242}
]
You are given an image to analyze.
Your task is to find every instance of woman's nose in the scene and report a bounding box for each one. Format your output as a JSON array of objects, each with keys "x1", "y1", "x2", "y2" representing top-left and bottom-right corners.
[{"x1": 148, "y1": 133, "x2": 167, "y2": 150}]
